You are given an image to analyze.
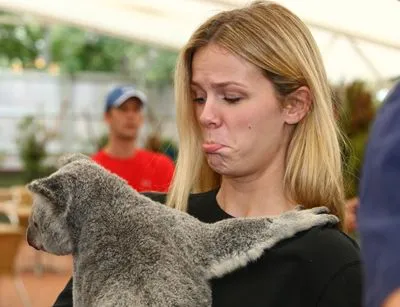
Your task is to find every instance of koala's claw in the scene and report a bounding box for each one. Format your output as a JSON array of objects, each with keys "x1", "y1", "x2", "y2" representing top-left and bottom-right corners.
[
  {"x1": 307, "y1": 206, "x2": 330, "y2": 214},
  {"x1": 276, "y1": 206, "x2": 338, "y2": 228}
]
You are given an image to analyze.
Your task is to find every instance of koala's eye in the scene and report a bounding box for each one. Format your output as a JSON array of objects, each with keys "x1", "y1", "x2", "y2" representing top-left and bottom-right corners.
[{"x1": 34, "y1": 222, "x2": 39, "y2": 228}]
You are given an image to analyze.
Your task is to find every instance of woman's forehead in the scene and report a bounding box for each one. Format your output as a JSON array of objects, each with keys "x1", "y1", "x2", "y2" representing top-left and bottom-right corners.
[{"x1": 191, "y1": 44, "x2": 262, "y2": 87}]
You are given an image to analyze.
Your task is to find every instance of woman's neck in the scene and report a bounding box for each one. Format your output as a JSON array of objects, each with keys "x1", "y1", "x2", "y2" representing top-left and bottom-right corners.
[{"x1": 216, "y1": 165, "x2": 295, "y2": 218}]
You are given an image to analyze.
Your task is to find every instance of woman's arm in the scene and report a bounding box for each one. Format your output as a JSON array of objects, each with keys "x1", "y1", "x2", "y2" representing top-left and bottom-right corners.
[
  {"x1": 53, "y1": 278, "x2": 73, "y2": 307},
  {"x1": 317, "y1": 263, "x2": 362, "y2": 307}
]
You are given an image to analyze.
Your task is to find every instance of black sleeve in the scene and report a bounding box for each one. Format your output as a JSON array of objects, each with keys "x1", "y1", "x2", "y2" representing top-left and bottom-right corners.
[
  {"x1": 142, "y1": 192, "x2": 167, "y2": 204},
  {"x1": 317, "y1": 263, "x2": 362, "y2": 307},
  {"x1": 53, "y1": 278, "x2": 73, "y2": 307}
]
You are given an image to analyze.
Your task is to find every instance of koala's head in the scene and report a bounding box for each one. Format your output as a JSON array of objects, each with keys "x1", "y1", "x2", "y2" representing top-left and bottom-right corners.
[
  {"x1": 26, "y1": 153, "x2": 93, "y2": 255},
  {"x1": 26, "y1": 193, "x2": 73, "y2": 255}
]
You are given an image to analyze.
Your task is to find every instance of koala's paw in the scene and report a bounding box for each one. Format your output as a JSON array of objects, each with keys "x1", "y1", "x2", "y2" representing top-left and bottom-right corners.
[
  {"x1": 298, "y1": 206, "x2": 338, "y2": 225},
  {"x1": 276, "y1": 206, "x2": 339, "y2": 231},
  {"x1": 303, "y1": 206, "x2": 331, "y2": 215}
]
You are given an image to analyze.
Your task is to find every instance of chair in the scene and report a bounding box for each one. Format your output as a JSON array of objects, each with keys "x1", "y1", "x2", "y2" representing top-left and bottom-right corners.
[
  {"x1": 0, "y1": 188, "x2": 13, "y2": 203},
  {"x1": 0, "y1": 201, "x2": 20, "y2": 225},
  {"x1": 11, "y1": 186, "x2": 33, "y2": 207},
  {"x1": 0, "y1": 225, "x2": 31, "y2": 307},
  {"x1": 1, "y1": 194, "x2": 46, "y2": 277},
  {"x1": 10, "y1": 186, "x2": 33, "y2": 229}
]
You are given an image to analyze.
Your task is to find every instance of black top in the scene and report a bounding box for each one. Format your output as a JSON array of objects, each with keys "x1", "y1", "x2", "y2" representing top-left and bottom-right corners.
[{"x1": 53, "y1": 190, "x2": 362, "y2": 307}]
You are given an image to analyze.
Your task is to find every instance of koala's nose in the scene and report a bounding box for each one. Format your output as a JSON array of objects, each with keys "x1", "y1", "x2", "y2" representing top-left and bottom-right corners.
[{"x1": 26, "y1": 228, "x2": 40, "y2": 250}]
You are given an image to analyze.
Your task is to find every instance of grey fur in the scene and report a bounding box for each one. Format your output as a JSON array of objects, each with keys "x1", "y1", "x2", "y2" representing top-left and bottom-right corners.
[{"x1": 26, "y1": 153, "x2": 338, "y2": 307}]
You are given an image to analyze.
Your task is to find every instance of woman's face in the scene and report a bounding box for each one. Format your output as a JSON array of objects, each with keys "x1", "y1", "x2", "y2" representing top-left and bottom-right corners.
[{"x1": 191, "y1": 44, "x2": 294, "y2": 179}]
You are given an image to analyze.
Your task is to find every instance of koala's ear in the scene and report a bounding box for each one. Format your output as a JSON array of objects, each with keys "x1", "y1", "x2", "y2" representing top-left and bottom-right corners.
[
  {"x1": 27, "y1": 172, "x2": 71, "y2": 212},
  {"x1": 27, "y1": 177, "x2": 58, "y2": 205},
  {"x1": 57, "y1": 153, "x2": 90, "y2": 169}
]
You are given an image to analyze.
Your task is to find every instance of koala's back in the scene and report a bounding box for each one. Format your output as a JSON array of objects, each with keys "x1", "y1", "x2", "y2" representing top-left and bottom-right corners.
[
  {"x1": 77, "y1": 268, "x2": 211, "y2": 307},
  {"x1": 75, "y1": 240, "x2": 212, "y2": 307},
  {"x1": 73, "y1": 196, "x2": 212, "y2": 307}
]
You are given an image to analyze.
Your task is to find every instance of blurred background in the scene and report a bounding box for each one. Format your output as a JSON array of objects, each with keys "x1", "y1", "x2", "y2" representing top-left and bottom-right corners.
[{"x1": 0, "y1": 0, "x2": 399, "y2": 306}]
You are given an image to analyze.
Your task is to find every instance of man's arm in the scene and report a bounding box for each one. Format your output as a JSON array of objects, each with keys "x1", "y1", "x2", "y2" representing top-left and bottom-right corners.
[{"x1": 358, "y1": 82, "x2": 400, "y2": 307}]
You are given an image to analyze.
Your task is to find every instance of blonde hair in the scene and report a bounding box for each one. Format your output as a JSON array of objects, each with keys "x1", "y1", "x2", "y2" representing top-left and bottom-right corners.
[{"x1": 167, "y1": 1, "x2": 346, "y2": 230}]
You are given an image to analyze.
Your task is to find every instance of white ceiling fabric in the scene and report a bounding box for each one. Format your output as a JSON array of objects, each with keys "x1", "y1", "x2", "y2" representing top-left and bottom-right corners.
[{"x1": 0, "y1": 0, "x2": 399, "y2": 84}]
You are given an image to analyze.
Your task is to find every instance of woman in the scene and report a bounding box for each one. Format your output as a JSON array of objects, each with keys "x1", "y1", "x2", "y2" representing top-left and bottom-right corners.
[{"x1": 54, "y1": 2, "x2": 361, "y2": 306}]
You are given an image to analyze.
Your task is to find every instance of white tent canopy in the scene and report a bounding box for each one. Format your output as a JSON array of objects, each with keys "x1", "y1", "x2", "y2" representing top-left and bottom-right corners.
[{"x1": 0, "y1": 0, "x2": 399, "y2": 84}]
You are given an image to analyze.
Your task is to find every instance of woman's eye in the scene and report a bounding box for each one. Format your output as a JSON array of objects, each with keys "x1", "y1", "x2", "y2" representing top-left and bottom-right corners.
[
  {"x1": 224, "y1": 97, "x2": 241, "y2": 103},
  {"x1": 193, "y1": 97, "x2": 206, "y2": 104}
]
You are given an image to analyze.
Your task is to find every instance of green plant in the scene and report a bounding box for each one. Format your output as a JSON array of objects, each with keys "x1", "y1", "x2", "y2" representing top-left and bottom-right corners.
[
  {"x1": 16, "y1": 116, "x2": 56, "y2": 183},
  {"x1": 336, "y1": 81, "x2": 377, "y2": 198},
  {"x1": 0, "y1": 19, "x2": 177, "y2": 86},
  {"x1": 94, "y1": 133, "x2": 109, "y2": 152},
  {"x1": 144, "y1": 133, "x2": 178, "y2": 162},
  {"x1": 0, "y1": 171, "x2": 25, "y2": 187},
  {"x1": 0, "y1": 150, "x2": 5, "y2": 168},
  {"x1": 160, "y1": 139, "x2": 178, "y2": 162}
]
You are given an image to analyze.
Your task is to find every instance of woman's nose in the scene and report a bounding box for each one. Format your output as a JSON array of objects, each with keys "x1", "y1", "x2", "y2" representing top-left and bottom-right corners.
[{"x1": 198, "y1": 100, "x2": 222, "y2": 128}]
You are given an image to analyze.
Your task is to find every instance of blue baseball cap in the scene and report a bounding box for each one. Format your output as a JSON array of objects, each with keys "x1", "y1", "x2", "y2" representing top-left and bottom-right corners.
[{"x1": 105, "y1": 85, "x2": 147, "y2": 112}]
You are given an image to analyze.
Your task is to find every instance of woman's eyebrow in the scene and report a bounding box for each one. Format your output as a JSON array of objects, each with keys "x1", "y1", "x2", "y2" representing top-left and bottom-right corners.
[{"x1": 191, "y1": 81, "x2": 247, "y2": 89}]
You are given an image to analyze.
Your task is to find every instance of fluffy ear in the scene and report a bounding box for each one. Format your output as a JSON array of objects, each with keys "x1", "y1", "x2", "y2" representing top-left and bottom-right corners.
[
  {"x1": 27, "y1": 173, "x2": 71, "y2": 212},
  {"x1": 27, "y1": 177, "x2": 58, "y2": 205},
  {"x1": 57, "y1": 153, "x2": 90, "y2": 169}
]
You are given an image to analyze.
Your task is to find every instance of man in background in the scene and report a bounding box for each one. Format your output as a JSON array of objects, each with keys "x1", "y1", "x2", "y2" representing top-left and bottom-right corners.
[
  {"x1": 92, "y1": 85, "x2": 175, "y2": 192},
  {"x1": 358, "y1": 82, "x2": 400, "y2": 307}
]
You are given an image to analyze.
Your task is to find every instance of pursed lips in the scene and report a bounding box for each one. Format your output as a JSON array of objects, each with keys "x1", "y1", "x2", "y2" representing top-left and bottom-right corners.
[{"x1": 202, "y1": 141, "x2": 225, "y2": 153}]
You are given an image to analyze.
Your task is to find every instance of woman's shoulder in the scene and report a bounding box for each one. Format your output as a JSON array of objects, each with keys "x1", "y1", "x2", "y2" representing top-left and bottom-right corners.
[
  {"x1": 142, "y1": 192, "x2": 168, "y2": 203},
  {"x1": 301, "y1": 226, "x2": 362, "y2": 305},
  {"x1": 188, "y1": 189, "x2": 219, "y2": 203},
  {"x1": 310, "y1": 225, "x2": 359, "y2": 254},
  {"x1": 272, "y1": 225, "x2": 362, "y2": 305},
  {"x1": 276, "y1": 225, "x2": 361, "y2": 290},
  {"x1": 187, "y1": 189, "x2": 230, "y2": 223},
  {"x1": 281, "y1": 225, "x2": 360, "y2": 265}
]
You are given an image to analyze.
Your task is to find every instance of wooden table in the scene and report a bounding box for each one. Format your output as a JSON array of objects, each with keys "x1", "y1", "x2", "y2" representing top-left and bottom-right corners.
[
  {"x1": 17, "y1": 206, "x2": 31, "y2": 229},
  {"x1": 0, "y1": 224, "x2": 24, "y2": 234}
]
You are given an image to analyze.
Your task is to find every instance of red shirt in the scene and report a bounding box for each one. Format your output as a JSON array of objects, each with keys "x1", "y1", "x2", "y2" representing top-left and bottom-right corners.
[{"x1": 92, "y1": 149, "x2": 175, "y2": 192}]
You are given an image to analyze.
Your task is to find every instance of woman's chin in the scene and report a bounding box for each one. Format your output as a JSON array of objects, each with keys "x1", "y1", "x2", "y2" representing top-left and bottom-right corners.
[{"x1": 207, "y1": 158, "x2": 237, "y2": 177}]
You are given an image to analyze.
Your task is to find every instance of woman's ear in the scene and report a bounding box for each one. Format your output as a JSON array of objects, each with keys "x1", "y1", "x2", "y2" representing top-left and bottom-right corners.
[{"x1": 283, "y1": 86, "x2": 312, "y2": 125}]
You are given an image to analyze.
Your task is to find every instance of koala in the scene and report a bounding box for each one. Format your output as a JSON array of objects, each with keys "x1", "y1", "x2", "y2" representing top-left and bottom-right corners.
[{"x1": 26, "y1": 153, "x2": 338, "y2": 307}]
